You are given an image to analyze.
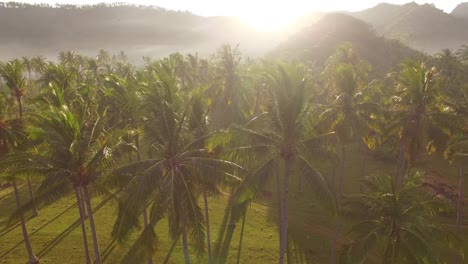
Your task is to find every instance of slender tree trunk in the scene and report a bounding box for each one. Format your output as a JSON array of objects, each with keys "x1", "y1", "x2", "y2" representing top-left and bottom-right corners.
[
  {"x1": 279, "y1": 158, "x2": 293, "y2": 264},
  {"x1": 181, "y1": 210, "x2": 190, "y2": 264},
  {"x1": 82, "y1": 185, "x2": 102, "y2": 264},
  {"x1": 455, "y1": 165, "x2": 464, "y2": 264},
  {"x1": 275, "y1": 164, "x2": 283, "y2": 264},
  {"x1": 80, "y1": 187, "x2": 88, "y2": 218},
  {"x1": 236, "y1": 209, "x2": 247, "y2": 264},
  {"x1": 136, "y1": 134, "x2": 153, "y2": 264},
  {"x1": 13, "y1": 181, "x2": 39, "y2": 264},
  {"x1": 163, "y1": 237, "x2": 179, "y2": 264},
  {"x1": 330, "y1": 218, "x2": 339, "y2": 264},
  {"x1": 27, "y1": 178, "x2": 38, "y2": 217},
  {"x1": 338, "y1": 144, "x2": 346, "y2": 197},
  {"x1": 16, "y1": 94, "x2": 39, "y2": 217},
  {"x1": 203, "y1": 192, "x2": 212, "y2": 263},
  {"x1": 331, "y1": 144, "x2": 346, "y2": 264},
  {"x1": 74, "y1": 186, "x2": 91, "y2": 264}
]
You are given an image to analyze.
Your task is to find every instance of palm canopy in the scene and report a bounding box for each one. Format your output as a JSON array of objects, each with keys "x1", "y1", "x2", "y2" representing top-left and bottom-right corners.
[
  {"x1": 389, "y1": 61, "x2": 446, "y2": 168},
  {"x1": 0, "y1": 59, "x2": 26, "y2": 97},
  {"x1": 0, "y1": 94, "x2": 23, "y2": 159},
  {"x1": 341, "y1": 173, "x2": 459, "y2": 264},
  {"x1": 107, "y1": 60, "x2": 241, "y2": 263},
  {"x1": 0, "y1": 87, "x2": 128, "y2": 215},
  {"x1": 210, "y1": 62, "x2": 336, "y2": 263}
]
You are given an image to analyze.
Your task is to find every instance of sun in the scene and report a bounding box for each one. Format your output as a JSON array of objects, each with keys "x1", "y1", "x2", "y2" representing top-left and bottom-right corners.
[
  {"x1": 237, "y1": 1, "x2": 315, "y2": 31},
  {"x1": 240, "y1": 10, "x2": 299, "y2": 31}
]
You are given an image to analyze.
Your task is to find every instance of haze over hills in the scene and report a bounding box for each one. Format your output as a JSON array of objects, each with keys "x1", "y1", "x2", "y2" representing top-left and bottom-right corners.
[
  {"x1": 0, "y1": 2, "x2": 292, "y2": 62},
  {"x1": 1, "y1": 1, "x2": 468, "y2": 63},
  {"x1": 351, "y1": 2, "x2": 468, "y2": 53}
]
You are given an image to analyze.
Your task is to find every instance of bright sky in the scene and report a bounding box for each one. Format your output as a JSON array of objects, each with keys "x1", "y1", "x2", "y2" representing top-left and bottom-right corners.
[{"x1": 19, "y1": 1, "x2": 466, "y2": 30}]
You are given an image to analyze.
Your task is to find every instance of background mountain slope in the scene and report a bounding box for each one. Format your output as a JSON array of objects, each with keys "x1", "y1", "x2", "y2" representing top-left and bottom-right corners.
[
  {"x1": 271, "y1": 13, "x2": 421, "y2": 75},
  {"x1": 351, "y1": 2, "x2": 468, "y2": 53}
]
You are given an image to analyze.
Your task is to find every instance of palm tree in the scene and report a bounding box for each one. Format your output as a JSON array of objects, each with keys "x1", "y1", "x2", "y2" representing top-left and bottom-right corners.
[
  {"x1": 4, "y1": 81, "x2": 129, "y2": 264},
  {"x1": 442, "y1": 84, "x2": 468, "y2": 264},
  {"x1": 109, "y1": 62, "x2": 240, "y2": 264},
  {"x1": 0, "y1": 93, "x2": 39, "y2": 264},
  {"x1": 340, "y1": 173, "x2": 459, "y2": 264},
  {"x1": 0, "y1": 59, "x2": 39, "y2": 216},
  {"x1": 389, "y1": 61, "x2": 444, "y2": 187},
  {"x1": 213, "y1": 62, "x2": 335, "y2": 264},
  {"x1": 320, "y1": 47, "x2": 377, "y2": 263}
]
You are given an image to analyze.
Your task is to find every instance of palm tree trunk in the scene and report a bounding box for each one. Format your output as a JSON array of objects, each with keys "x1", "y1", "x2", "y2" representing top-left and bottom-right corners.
[
  {"x1": 163, "y1": 237, "x2": 179, "y2": 264},
  {"x1": 455, "y1": 165, "x2": 464, "y2": 264},
  {"x1": 80, "y1": 187, "x2": 88, "y2": 218},
  {"x1": 338, "y1": 144, "x2": 346, "y2": 197},
  {"x1": 136, "y1": 134, "x2": 153, "y2": 264},
  {"x1": 331, "y1": 144, "x2": 346, "y2": 264},
  {"x1": 16, "y1": 94, "x2": 38, "y2": 217},
  {"x1": 279, "y1": 158, "x2": 293, "y2": 264},
  {"x1": 275, "y1": 164, "x2": 283, "y2": 264},
  {"x1": 236, "y1": 209, "x2": 247, "y2": 264},
  {"x1": 203, "y1": 191, "x2": 212, "y2": 263},
  {"x1": 74, "y1": 186, "x2": 91, "y2": 264},
  {"x1": 330, "y1": 218, "x2": 339, "y2": 264},
  {"x1": 82, "y1": 185, "x2": 102, "y2": 264},
  {"x1": 13, "y1": 181, "x2": 39, "y2": 264},
  {"x1": 27, "y1": 178, "x2": 38, "y2": 217},
  {"x1": 181, "y1": 210, "x2": 190, "y2": 264}
]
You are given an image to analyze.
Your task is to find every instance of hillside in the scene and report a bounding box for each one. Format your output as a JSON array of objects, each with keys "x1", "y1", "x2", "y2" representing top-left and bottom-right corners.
[
  {"x1": 452, "y1": 2, "x2": 468, "y2": 19},
  {"x1": 0, "y1": 2, "x2": 286, "y2": 62},
  {"x1": 352, "y1": 2, "x2": 468, "y2": 53},
  {"x1": 271, "y1": 13, "x2": 421, "y2": 75}
]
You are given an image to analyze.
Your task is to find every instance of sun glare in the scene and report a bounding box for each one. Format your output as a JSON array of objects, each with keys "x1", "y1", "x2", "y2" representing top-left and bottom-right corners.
[
  {"x1": 240, "y1": 10, "x2": 299, "y2": 31},
  {"x1": 238, "y1": 1, "x2": 316, "y2": 31}
]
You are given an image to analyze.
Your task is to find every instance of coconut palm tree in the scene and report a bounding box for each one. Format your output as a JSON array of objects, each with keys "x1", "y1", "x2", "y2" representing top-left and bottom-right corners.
[
  {"x1": 109, "y1": 61, "x2": 240, "y2": 264},
  {"x1": 320, "y1": 47, "x2": 377, "y2": 263},
  {"x1": 340, "y1": 173, "x2": 459, "y2": 264},
  {"x1": 0, "y1": 59, "x2": 39, "y2": 216},
  {"x1": 0, "y1": 93, "x2": 39, "y2": 264},
  {"x1": 389, "y1": 61, "x2": 445, "y2": 187},
  {"x1": 4, "y1": 82, "x2": 129, "y2": 264},
  {"x1": 212, "y1": 62, "x2": 335, "y2": 264}
]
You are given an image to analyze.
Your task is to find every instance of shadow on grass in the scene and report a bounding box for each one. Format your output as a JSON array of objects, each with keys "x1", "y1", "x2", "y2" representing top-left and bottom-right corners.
[{"x1": 0, "y1": 195, "x2": 115, "y2": 260}]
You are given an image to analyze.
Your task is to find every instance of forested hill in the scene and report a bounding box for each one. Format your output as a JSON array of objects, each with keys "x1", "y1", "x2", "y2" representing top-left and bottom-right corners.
[
  {"x1": 271, "y1": 13, "x2": 421, "y2": 75},
  {"x1": 0, "y1": 2, "x2": 285, "y2": 62},
  {"x1": 351, "y1": 2, "x2": 468, "y2": 53}
]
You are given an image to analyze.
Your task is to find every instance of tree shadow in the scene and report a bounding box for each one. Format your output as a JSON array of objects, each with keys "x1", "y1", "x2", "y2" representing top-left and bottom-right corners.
[{"x1": 0, "y1": 195, "x2": 114, "y2": 260}]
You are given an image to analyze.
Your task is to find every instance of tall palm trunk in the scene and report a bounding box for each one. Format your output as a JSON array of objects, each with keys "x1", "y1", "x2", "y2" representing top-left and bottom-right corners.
[
  {"x1": 203, "y1": 191, "x2": 212, "y2": 263},
  {"x1": 338, "y1": 144, "x2": 346, "y2": 197},
  {"x1": 136, "y1": 135, "x2": 153, "y2": 264},
  {"x1": 236, "y1": 209, "x2": 247, "y2": 264},
  {"x1": 16, "y1": 94, "x2": 38, "y2": 217},
  {"x1": 80, "y1": 187, "x2": 88, "y2": 218},
  {"x1": 180, "y1": 210, "x2": 190, "y2": 264},
  {"x1": 331, "y1": 144, "x2": 346, "y2": 264},
  {"x1": 455, "y1": 165, "x2": 464, "y2": 264},
  {"x1": 82, "y1": 185, "x2": 102, "y2": 264},
  {"x1": 74, "y1": 186, "x2": 91, "y2": 264},
  {"x1": 13, "y1": 181, "x2": 39, "y2": 264},
  {"x1": 163, "y1": 237, "x2": 179, "y2": 264},
  {"x1": 279, "y1": 157, "x2": 293, "y2": 264},
  {"x1": 275, "y1": 164, "x2": 283, "y2": 264}
]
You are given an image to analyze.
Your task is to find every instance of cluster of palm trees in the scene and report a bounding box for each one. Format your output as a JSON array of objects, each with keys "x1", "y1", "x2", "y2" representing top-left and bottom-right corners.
[{"x1": 0, "y1": 45, "x2": 466, "y2": 264}]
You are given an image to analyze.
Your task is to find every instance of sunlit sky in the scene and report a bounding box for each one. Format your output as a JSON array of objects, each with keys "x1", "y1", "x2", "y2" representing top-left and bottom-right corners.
[{"x1": 19, "y1": 1, "x2": 466, "y2": 31}]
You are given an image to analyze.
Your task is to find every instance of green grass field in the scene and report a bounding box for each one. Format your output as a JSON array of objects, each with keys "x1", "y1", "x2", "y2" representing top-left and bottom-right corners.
[{"x1": 1, "y1": 147, "x2": 467, "y2": 263}]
